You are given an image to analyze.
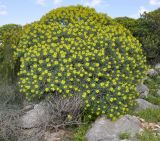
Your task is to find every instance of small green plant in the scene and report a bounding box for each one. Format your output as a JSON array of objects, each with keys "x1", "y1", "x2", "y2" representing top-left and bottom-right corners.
[
  {"x1": 135, "y1": 108, "x2": 160, "y2": 123},
  {"x1": 137, "y1": 130, "x2": 160, "y2": 141},
  {"x1": 119, "y1": 132, "x2": 130, "y2": 140},
  {"x1": 144, "y1": 74, "x2": 160, "y2": 105},
  {"x1": 145, "y1": 95, "x2": 160, "y2": 106},
  {"x1": 72, "y1": 124, "x2": 90, "y2": 141}
]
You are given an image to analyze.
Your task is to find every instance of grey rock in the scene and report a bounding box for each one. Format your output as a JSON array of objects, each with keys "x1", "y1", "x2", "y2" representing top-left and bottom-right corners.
[
  {"x1": 22, "y1": 105, "x2": 34, "y2": 112},
  {"x1": 155, "y1": 63, "x2": 160, "y2": 73},
  {"x1": 155, "y1": 128, "x2": 160, "y2": 134},
  {"x1": 157, "y1": 89, "x2": 160, "y2": 96},
  {"x1": 23, "y1": 100, "x2": 36, "y2": 107},
  {"x1": 20, "y1": 101, "x2": 50, "y2": 129},
  {"x1": 147, "y1": 69, "x2": 158, "y2": 77},
  {"x1": 155, "y1": 63, "x2": 160, "y2": 70},
  {"x1": 135, "y1": 99, "x2": 159, "y2": 111},
  {"x1": 136, "y1": 84, "x2": 149, "y2": 98},
  {"x1": 86, "y1": 115, "x2": 142, "y2": 141},
  {"x1": 116, "y1": 115, "x2": 141, "y2": 137},
  {"x1": 153, "y1": 127, "x2": 160, "y2": 134}
]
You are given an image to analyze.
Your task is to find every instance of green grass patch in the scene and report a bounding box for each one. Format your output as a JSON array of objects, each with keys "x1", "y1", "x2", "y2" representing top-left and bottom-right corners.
[
  {"x1": 137, "y1": 130, "x2": 160, "y2": 141},
  {"x1": 119, "y1": 132, "x2": 130, "y2": 140},
  {"x1": 72, "y1": 124, "x2": 90, "y2": 141},
  {"x1": 135, "y1": 108, "x2": 160, "y2": 123},
  {"x1": 144, "y1": 76, "x2": 160, "y2": 96},
  {"x1": 145, "y1": 95, "x2": 160, "y2": 105},
  {"x1": 144, "y1": 75, "x2": 160, "y2": 106}
]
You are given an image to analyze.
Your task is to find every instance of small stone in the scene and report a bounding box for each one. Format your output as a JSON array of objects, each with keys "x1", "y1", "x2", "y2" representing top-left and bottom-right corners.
[
  {"x1": 44, "y1": 130, "x2": 71, "y2": 141},
  {"x1": 147, "y1": 69, "x2": 158, "y2": 77},
  {"x1": 155, "y1": 63, "x2": 160, "y2": 73},
  {"x1": 154, "y1": 128, "x2": 160, "y2": 134},
  {"x1": 136, "y1": 84, "x2": 149, "y2": 98},
  {"x1": 155, "y1": 63, "x2": 160, "y2": 70},
  {"x1": 23, "y1": 105, "x2": 34, "y2": 112},
  {"x1": 157, "y1": 89, "x2": 160, "y2": 96}
]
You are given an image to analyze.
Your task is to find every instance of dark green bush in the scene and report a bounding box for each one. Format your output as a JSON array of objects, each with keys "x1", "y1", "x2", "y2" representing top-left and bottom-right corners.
[
  {"x1": 16, "y1": 5, "x2": 147, "y2": 120},
  {"x1": 139, "y1": 9, "x2": 160, "y2": 64},
  {"x1": 73, "y1": 124, "x2": 89, "y2": 141},
  {"x1": 114, "y1": 17, "x2": 138, "y2": 34},
  {"x1": 0, "y1": 24, "x2": 22, "y2": 82},
  {"x1": 114, "y1": 8, "x2": 160, "y2": 65}
]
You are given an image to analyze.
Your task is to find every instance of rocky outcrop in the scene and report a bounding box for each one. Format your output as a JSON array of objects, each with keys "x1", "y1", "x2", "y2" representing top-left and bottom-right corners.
[
  {"x1": 135, "y1": 99, "x2": 159, "y2": 111},
  {"x1": 86, "y1": 115, "x2": 142, "y2": 141}
]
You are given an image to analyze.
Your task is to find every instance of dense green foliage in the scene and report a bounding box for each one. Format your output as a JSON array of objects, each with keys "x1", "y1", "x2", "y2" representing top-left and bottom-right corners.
[
  {"x1": 73, "y1": 124, "x2": 89, "y2": 141},
  {"x1": 114, "y1": 8, "x2": 160, "y2": 64},
  {"x1": 114, "y1": 17, "x2": 138, "y2": 34},
  {"x1": 16, "y1": 5, "x2": 147, "y2": 119},
  {"x1": 0, "y1": 24, "x2": 22, "y2": 82},
  {"x1": 140, "y1": 9, "x2": 160, "y2": 64}
]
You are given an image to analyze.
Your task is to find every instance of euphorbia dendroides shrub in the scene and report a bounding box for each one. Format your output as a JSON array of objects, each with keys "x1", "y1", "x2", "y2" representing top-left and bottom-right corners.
[{"x1": 16, "y1": 5, "x2": 147, "y2": 120}]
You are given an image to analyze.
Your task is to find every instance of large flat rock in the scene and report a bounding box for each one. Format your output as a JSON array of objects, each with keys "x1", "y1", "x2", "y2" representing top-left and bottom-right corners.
[
  {"x1": 86, "y1": 115, "x2": 141, "y2": 141},
  {"x1": 20, "y1": 101, "x2": 50, "y2": 129}
]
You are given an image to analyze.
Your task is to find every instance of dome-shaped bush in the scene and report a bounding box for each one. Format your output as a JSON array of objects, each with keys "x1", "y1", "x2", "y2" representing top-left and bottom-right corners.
[{"x1": 16, "y1": 5, "x2": 147, "y2": 119}]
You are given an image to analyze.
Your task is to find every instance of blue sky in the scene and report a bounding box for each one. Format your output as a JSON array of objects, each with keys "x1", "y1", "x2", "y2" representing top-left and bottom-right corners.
[{"x1": 0, "y1": 0, "x2": 160, "y2": 26}]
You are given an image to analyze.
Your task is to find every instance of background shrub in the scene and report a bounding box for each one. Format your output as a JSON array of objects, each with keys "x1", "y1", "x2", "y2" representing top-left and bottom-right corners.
[
  {"x1": 0, "y1": 24, "x2": 23, "y2": 105},
  {"x1": 114, "y1": 17, "x2": 138, "y2": 35},
  {"x1": 0, "y1": 82, "x2": 20, "y2": 105},
  {"x1": 139, "y1": 9, "x2": 160, "y2": 64},
  {"x1": 16, "y1": 5, "x2": 147, "y2": 120},
  {"x1": 114, "y1": 8, "x2": 160, "y2": 65},
  {"x1": 0, "y1": 24, "x2": 22, "y2": 82}
]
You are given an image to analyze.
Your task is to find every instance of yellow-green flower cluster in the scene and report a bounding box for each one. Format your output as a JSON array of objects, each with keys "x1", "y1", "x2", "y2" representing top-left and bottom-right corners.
[{"x1": 16, "y1": 5, "x2": 148, "y2": 119}]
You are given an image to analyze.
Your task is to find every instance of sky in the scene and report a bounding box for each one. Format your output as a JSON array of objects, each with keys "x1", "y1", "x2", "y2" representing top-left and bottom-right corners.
[{"x1": 0, "y1": 0, "x2": 160, "y2": 26}]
